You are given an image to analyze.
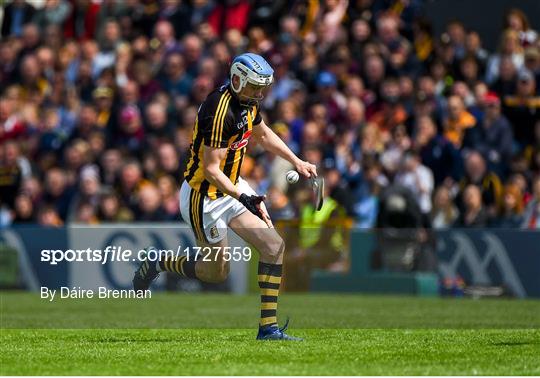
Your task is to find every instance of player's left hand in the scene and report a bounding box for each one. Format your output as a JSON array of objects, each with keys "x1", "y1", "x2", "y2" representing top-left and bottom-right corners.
[
  {"x1": 295, "y1": 160, "x2": 318, "y2": 178},
  {"x1": 239, "y1": 193, "x2": 273, "y2": 228}
]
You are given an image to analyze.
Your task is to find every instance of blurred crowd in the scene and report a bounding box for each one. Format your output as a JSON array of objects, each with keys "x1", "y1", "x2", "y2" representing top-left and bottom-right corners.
[{"x1": 1, "y1": 0, "x2": 540, "y2": 230}]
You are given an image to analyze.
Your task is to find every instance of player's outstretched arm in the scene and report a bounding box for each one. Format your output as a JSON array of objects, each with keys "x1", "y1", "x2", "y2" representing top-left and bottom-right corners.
[{"x1": 252, "y1": 119, "x2": 318, "y2": 178}]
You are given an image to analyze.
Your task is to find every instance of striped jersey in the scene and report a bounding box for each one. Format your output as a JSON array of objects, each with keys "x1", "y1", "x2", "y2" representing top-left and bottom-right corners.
[{"x1": 184, "y1": 85, "x2": 262, "y2": 199}]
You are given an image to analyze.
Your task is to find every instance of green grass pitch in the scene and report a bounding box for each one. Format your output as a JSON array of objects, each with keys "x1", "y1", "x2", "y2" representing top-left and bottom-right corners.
[{"x1": 1, "y1": 292, "x2": 539, "y2": 375}]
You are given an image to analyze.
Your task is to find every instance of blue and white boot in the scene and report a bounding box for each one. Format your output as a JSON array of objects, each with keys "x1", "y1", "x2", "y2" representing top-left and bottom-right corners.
[{"x1": 256, "y1": 319, "x2": 303, "y2": 341}]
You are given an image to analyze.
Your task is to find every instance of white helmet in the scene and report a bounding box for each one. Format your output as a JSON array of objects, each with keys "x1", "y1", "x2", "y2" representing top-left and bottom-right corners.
[{"x1": 230, "y1": 53, "x2": 274, "y2": 105}]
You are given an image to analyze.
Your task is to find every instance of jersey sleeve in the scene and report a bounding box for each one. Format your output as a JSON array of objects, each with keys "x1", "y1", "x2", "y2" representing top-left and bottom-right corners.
[
  {"x1": 200, "y1": 95, "x2": 234, "y2": 149},
  {"x1": 252, "y1": 104, "x2": 262, "y2": 125}
]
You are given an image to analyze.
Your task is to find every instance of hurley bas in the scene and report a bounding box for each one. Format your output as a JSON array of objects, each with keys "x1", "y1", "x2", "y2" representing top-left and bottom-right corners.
[{"x1": 41, "y1": 287, "x2": 151, "y2": 301}]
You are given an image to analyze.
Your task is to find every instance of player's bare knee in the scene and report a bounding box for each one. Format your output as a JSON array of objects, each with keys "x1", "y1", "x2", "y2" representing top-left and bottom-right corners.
[
  {"x1": 260, "y1": 235, "x2": 285, "y2": 259},
  {"x1": 210, "y1": 260, "x2": 230, "y2": 283}
]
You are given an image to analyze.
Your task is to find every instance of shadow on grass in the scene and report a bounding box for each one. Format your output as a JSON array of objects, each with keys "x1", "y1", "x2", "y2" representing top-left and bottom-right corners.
[{"x1": 491, "y1": 340, "x2": 540, "y2": 346}]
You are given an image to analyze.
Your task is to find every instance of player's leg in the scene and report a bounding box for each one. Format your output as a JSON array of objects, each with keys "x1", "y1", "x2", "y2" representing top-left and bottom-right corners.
[
  {"x1": 158, "y1": 236, "x2": 230, "y2": 283},
  {"x1": 157, "y1": 181, "x2": 232, "y2": 283},
  {"x1": 134, "y1": 181, "x2": 232, "y2": 289},
  {"x1": 135, "y1": 230, "x2": 231, "y2": 286},
  {"x1": 229, "y1": 208, "x2": 301, "y2": 340}
]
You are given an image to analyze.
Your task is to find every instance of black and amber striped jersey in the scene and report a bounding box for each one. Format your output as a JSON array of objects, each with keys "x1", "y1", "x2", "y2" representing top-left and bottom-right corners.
[{"x1": 184, "y1": 85, "x2": 262, "y2": 199}]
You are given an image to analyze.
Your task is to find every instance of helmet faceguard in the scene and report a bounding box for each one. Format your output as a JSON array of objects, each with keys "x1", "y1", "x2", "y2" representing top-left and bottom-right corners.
[{"x1": 230, "y1": 53, "x2": 274, "y2": 106}]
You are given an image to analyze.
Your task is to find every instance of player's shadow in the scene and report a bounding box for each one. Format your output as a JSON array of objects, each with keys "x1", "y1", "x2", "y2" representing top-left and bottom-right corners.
[
  {"x1": 90, "y1": 333, "x2": 249, "y2": 343},
  {"x1": 491, "y1": 340, "x2": 539, "y2": 346},
  {"x1": 91, "y1": 337, "x2": 177, "y2": 343}
]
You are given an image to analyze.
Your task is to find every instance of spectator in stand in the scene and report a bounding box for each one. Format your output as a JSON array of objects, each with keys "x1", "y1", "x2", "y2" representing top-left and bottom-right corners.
[
  {"x1": 524, "y1": 47, "x2": 540, "y2": 87},
  {"x1": 12, "y1": 193, "x2": 35, "y2": 223},
  {"x1": 489, "y1": 55, "x2": 518, "y2": 97},
  {"x1": 443, "y1": 95, "x2": 477, "y2": 148},
  {"x1": 0, "y1": 142, "x2": 24, "y2": 223},
  {"x1": 114, "y1": 105, "x2": 145, "y2": 155},
  {"x1": 152, "y1": 20, "x2": 180, "y2": 59},
  {"x1": 64, "y1": 0, "x2": 101, "y2": 41},
  {"x1": 524, "y1": 121, "x2": 540, "y2": 175},
  {"x1": 458, "y1": 55, "x2": 480, "y2": 89},
  {"x1": 319, "y1": 0, "x2": 349, "y2": 46},
  {"x1": 363, "y1": 53, "x2": 386, "y2": 98},
  {"x1": 1, "y1": 0, "x2": 37, "y2": 38},
  {"x1": 99, "y1": 148, "x2": 122, "y2": 187},
  {"x1": 380, "y1": 124, "x2": 410, "y2": 177},
  {"x1": 1, "y1": 95, "x2": 27, "y2": 142},
  {"x1": 376, "y1": 12, "x2": 404, "y2": 52},
  {"x1": 20, "y1": 176, "x2": 42, "y2": 208},
  {"x1": 454, "y1": 184, "x2": 490, "y2": 228},
  {"x1": 344, "y1": 97, "x2": 365, "y2": 133},
  {"x1": 502, "y1": 69, "x2": 540, "y2": 148},
  {"x1": 160, "y1": 0, "x2": 192, "y2": 40},
  {"x1": 91, "y1": 86, "x2": 114, "y2": 129},
  {"x1": 73, "y1": 201, "x2": 99, "y2": 223},
  {"x1": 430, "y1": 186, "x2": 459, "y2": 229},
  {"x1": 445, "y1": 19, "x2": 466, "y2": 60},
  {"x1": 414, "y1": 115, "x2": 461, "y2": 186},
  {"x1": 18, "y1": 54, "x2": 49, "y2": 101},
  {"x1": 486, "y1": 29, "x2": 524, "y2": 85},
  {"x1": 17, "y1": 23, "x2": 41, "y2": 59},
  {"x1": 504, "y1": 8, "x2": 538, "y2": 49},
  {"x1": 97, "y1": 191, "x2": 133, "y2": 222},
  {"x1": 409, "y1": 76, "x2": 442, "y2": 126},
  {"x1": 521, "y1": 175, "x2": 540, "y2": 229},
  {"x1": 369, "y1": 77, "x2": 408, "y2": 135},
  {"x1": 156, "y1": 142, "x2": 181, "y2": 178},
  {"x1": 353, "y1": 158, "x2": 387, "y2": 228},
  {"x1": 315, "y1": 71, "x2": 347, "y2": 126},
  {"x1": 145, "y1": 101, "x2": 173, "y2": 147},
  {"x1": 267, "y1": 185, "x2": 296, "y2": 221},
  {"x1": 181, "y1": 34, "x2": 204, "y2": 78},
  {"x1": 132, "y1": 59, "x2": 162, "y2": 103},
  {"x1": 36, "y1": 204, "x2": 64, "y2": 227},
  {"x1": 387, "y1": 39, "x2": 420, "y2": 78},
  {"x1": 469, "y1": 81, "x2": 489, "y2": 120},
  {"x1": 95, "y1": 0, "x2": 128, "y2": 38},
  {"x1": 157, "y1": 174, "x2": 180, "y2": 220},
  {"x1": 457, "y1": 151, "x2": 503, "y2": 217},
  {"x1": 394, "y1": 150, "x2": 434, "y2": 215},
  {"x1": 68, "y1": 165, "x2": 101, "y2": 221},
  {"x1": 32, "y1": 0, "x2": 72, "y2": 33},
  {"x1": 492, "y1": 183, "x2": 524, "y2": 228},
  {"x1": 463, "y1": 92, "x2": 514, "y2": 177},
  {"x1": 160, "y1": 52, "x2": 193, "y2": 102},
  {"x1": 0, "y1": 41, "x2": 18, "y2": 87},
  {"x1": 116, "y1": 160, "x2": 146, "y2": 212},
  {"x1": 134, "y1": 182, "x2": 166, "y2": 221},
  {"x1": 208, "y1": 0, "x2": 251, "y2": 35},
  {"x1": 464, "y1": 31, "x2": 489, "y2": 74},
  {"x1": 42, "y1": 167, "x2": 75, "y2": 221}
]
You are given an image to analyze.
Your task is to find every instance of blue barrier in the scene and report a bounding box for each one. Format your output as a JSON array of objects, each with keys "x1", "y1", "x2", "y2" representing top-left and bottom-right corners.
[
  {"x1": 436, "y1": 230, "x2": 540, "y2": 298},
  {"x1": 1, "y1": 225, "x2": 539, "y2": 297}
]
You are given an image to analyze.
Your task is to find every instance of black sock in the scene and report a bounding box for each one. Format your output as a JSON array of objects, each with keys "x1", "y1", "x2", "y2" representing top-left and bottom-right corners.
[
  {"x1": 258, "y1": 262, "x2": 282, "y2": 328},
  {"x1": 159, "y1": 255, "x2": 198, "y2": 279}
]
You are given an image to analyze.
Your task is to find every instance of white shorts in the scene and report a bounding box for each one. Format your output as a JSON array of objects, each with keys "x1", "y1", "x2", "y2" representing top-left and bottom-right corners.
[{"x1": 179, "y1": 177, "x2": 257, "y2": 244}]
